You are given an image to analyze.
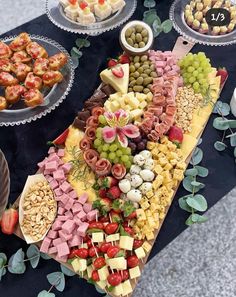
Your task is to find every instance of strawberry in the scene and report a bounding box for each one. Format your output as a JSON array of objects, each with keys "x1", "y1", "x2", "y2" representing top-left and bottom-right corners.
[
  {"x1": 112, "y1": 199, "x2": 123, "y2": 214},
  {"x1": 0, "y1": 207, "x2": 19, "y2": 235},
  {"x1": 100, "y1": 198, "x2": 112, "y2": 212},
  {"x1": 217, "y1": 67, "x2": 228, "y2": 85},
  {"x1": 108, "y1": 59, "x2": 118, "y2": 68},
  {"x1": 118, "y1": 54, "x2": 130, "y2": 64},
  {"x1": 47, "y1": 128, "x2": 69, "y2": 146},
  {"x1": 79, "y1": 1, "x2": 88, "y2": 9},
  {"x1": 98, "y1": 176, "x2": 118, "y2": 189},
  {"x1": 168, "y1": 126, "x2": 183, "y2": 147},
  {"x1": 107, "y1": 186, "x2": 121, "y2": 200},
  {"x1": 110, "y1": 210, "x2": 122, "y2": 223},
  {"x1": 125, "y1": 211, "x2": 137, "y2": 220},
  {"x1": 112, "y1": 66, "x2": 124, "y2": 78},
  {"x1": 98, "y1": 188, "x2": 107, "y2": 198}
]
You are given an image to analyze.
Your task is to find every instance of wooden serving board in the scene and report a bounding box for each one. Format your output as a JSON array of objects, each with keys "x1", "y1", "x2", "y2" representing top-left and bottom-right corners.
[{"x1": 13, "y1": 43, "x2": 225, "y2": 297}]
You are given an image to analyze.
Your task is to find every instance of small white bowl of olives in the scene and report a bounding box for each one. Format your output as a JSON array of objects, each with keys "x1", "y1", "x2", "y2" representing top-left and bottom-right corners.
[{"x1": 120, "y1": 20, "x2": 154, "y2": 55}]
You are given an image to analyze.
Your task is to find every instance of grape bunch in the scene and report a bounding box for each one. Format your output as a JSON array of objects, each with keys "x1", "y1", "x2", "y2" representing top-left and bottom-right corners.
[
  {"x1": 93, "y1": 127, "x2": 133, "y2": 169},
  {"x1": 178, "y1": 52, "x2": 212, "y2": 95},
  {"x1": 128, "y1": 132, "x2": 148, "y2": 154}
]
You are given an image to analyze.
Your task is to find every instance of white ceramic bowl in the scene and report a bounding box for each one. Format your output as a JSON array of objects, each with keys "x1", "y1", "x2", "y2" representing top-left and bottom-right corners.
[{"x1": 120, "y1": 20, "x2": 154, "y2": 55}]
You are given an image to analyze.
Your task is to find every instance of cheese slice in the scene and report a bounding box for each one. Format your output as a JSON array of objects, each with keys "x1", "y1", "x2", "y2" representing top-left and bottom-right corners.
[
  {"x1": 180, "y1": 134, "x2": 198, "y2": 160},
  {"x1": 189, "y1": 124, "x2": 202, "y2": 138},
  {"x1": 122, "y1": 280, "x2": 133, "y2": 296},
  {"x1": 107, "y1": 257, "x2": 127, "y2": 270},
  {"x1": 96, "y1": 280, "x2": 107, "y2": 290},
  {"x1": 112, "y1": 283, "x2": 124, "y2": 296},
  {"x1": 192, "y1": 113, "x2": 207, "y2": 127},
  {"x1": 119, "y1": 236, "x2": 134, "y2": 251},
  {"x1": 100, "y1": 64, "x2": 129, "y2": 94},
  {"x1": 98, "y1": 266, "x2": 109, "y2": 281},
  {"x1": 87, "y1": 265, "x2": 93, "y2": 278},
  {"x1": 129, "y1": 266, "x2": 141, "y2": 279}
]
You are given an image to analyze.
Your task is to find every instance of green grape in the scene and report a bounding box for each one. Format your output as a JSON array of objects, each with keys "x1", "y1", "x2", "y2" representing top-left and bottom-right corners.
[
  {"x1": 189, "y1": 76, "x2": 196, "y2": 83},
  {"x1": 109, "y1": 152, "x2": 116, "y2": 160},
  {"x1": 193, "y1": 61, "x2": 200, "y2": 68},
  {"x1": 121, "y1": 155, "x2": 129, "y2": 162},
  {"x1": 187, "y1": 66, "x2": 194, "y2": 73},
  {"x1": 100, "y1": 152, "x2": 108, "y2": 159},
  {"x1": 109, "y1": 144, "x2": 118, "y2": 152},
  {"x1": 113, "y1": 157, "x2": 119, "y2": 164},
  {"x1": 102, "y1": 144, "x2": 110, "y2": 151},
  {"x1": 183, "y1": 78, "x2": 189, "y2": 84},
  {"x1": 97, "y1": 146, "x2": 103, "y2": 153},
  {"x1": 182, "y1": 73, "x2": 188, "y2": 79},
  {"x1": 198, "y1": 67, "x2": 203, "y2": 73},
  {"x1": 193, "y1": 81, "x2": 200, "y2": 91},
  {"x1": 197, "y1": 73, "x2": 204, "y2": 80},
  {"x1": 193, "y1": 70, "x2": 199, "y2": 77},
  {"x1": 96, "y1": 127, "x2": 103, "y2": 139},
  {"x1": 116, "y1": 149, "x2": 123, "y2": 157},
  {"x1": 129, "y1": 155, "x2": 134, "y2": 162},
  {"x1": 199, "y1": 78, "x2": 207, "y2": 85},
  {"x1": 98, "y1": 115, "x2": 107, "y2": 125},
  {"x1": 125, "y1": 161, "x2": 132, "y2": 169},
  {"x1": 94, "y1": 138, "x2": 102, "y2": 148}
]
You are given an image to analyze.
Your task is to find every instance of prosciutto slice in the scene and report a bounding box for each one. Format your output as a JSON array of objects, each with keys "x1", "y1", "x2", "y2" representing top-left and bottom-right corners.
[
  {"x1": 86, "y1": 116, "x2": 99, "y2": 128},
  {"x1": 111, "y1": 164, "x2": 126, "y2": 180},
  {"x1": 92, "y1": 106, "x2": 105, "y2": 117},
  {"x1": 85, "y1": 126, "x2": 96, "y2": 141},
  {"x1": 79, "y1": 136, "x2": 91, "y2": 151},
  {"x1": 83, "y1": 149, "x2": 99, "y2": 170},
  {"x1": 95, "y1": 159, "x2": 112, "y2": 177}
]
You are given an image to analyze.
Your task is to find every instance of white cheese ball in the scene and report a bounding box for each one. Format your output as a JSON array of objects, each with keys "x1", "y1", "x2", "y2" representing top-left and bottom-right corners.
[
  {"x1": 130, "y1": 174, "x2": 143, "y2": 188},
  {"x1": 139, "y1": 150, "x2": 152, "y2": 160},
  {"x1": 144, "y1": 158, "x2": 154, "y2": 170},
  {"x1": 125, "y1": 173, "x2": 132, "y2": 181},
  {"x1": 140, "y1": 169, "x2": 155, "y2": 182},
  {"x1": 130, "y1": 164, "x2": 142, "y2": 175},
  {"x1": 127, "y1": 189, "x2": 142, "y2": 203},
  {"x1": 139, "y1": 182, "x2": 153, "y2": 194},
  {"x1": 119, "y1": 179, "x2": 132, "y2": 194},
  {"x1": 133, "y1": 154, "x2": 146, "y2": 167}
]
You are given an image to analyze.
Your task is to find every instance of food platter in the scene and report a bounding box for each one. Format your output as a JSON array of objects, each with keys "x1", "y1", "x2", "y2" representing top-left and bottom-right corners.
[
  {"x1": 170, "y1": 0, "x2": 236, "y2": 46},
  {"x1": 46, "y1": 0, "x2": 137, "y2": 35},
  {"x1": 0, "y1": 34, "x2": 74, "y2": 127},
  {"x1": 0, "y1": 149, "x2": 10, "y2": 217}
]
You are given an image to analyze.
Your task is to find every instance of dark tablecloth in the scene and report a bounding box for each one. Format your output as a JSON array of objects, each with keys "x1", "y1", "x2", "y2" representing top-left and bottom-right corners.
[{"x1": 0, "y1": 0, "x2": 236, "y2": 296}]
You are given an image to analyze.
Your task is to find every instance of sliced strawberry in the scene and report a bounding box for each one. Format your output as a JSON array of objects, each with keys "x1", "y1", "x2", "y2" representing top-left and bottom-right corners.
[
  {"x1": 47, "y1": 128, "x2": 69, "y2": 146},
  {"x1": 1, "y1": 207, "x2": 19, "y2": 235},
  {"x1": 112, "y1": 66, "x2": 124, "y2": 78},
  {"x1": 108, "y1": 59, "x2": 118, "y2": 68},
  {"x1": 216, "y1": 67, "x2": 228, "y2": 85},
  {"x1": 118, "y1": 54, "x2": 130, "y2": 64},
  {"x1": 168, "y1": 126, "x2": 183, "y2": 147}
]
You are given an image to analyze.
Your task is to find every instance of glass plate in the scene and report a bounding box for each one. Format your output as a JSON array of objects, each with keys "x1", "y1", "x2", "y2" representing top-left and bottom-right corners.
[
  {"x1": 0, "y1": 150, "x2": 10, "y2": 217},
  {"x1": 170, "y1": 0, "x2": 236, "y2": 46},
  {"x1": 46, "y1": 0, "x2": 137, "y2": 36},
  {"x1": 0, "y1": 34, "x2": 75, "y2": 127}
]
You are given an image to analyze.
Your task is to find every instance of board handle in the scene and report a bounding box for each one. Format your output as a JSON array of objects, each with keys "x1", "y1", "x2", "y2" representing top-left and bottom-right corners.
[{"x1": 172, "y1": 36, "x2": 195, "y2": 60}]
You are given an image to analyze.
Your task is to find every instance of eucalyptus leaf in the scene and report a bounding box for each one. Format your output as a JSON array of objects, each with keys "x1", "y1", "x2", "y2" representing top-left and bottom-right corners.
[
  {"x1": 214, "y1": 141, "x2": 227, "y2": 151},
  {"x1": 192, "y1": 214, "x2": 208, "y2": 223},
  {"x1": 227, "y1": 134, "x2": 236, "y2": 147},
  {"x1": 190, "y1": 147, "x2": 203, "y2": 165},
  {"x1": 178, "y1": 196, "x2": 193, "y2": 213},
  {"x1": 185, "y1": 214, "x2": 195, "y2": 226},
  {"x1": 60, "y1": 264, "x2": 75, "y2": 276},
  {"x1": 37, "y1": 290, "x2": 55, "y2": 297},
  {"x1": 195, "y1": 165, "x2": 209, "y2": 177},
  {"x1": 161, "y1": 19, "x2": 173, "y2": 33},
  {"x1": 0, "y1": 253, "x2": 7, "y2": 267},
  {"x1": 47, "y1": 272, "x2": 65, "y2": 292},
  {"x1": 213, "y1": 117, "x2": 230, "y2": 130},
  {"x1": 71, "y1": 47, "x2": 83, "y2": 58},
  {"x1": 191, "y1": 213, "x2": 200, "y2": 222},
  {"x1": 234, "y1": 147, "x2": 236, "y2": 157},
  {"x1": 144, "y1": 0, "x2": 156, "y2": 8},
  {"x1": 40, "y1": 253, "x2": 51, "y2": 260},
  {"x1": 213, "y1": 101, "x2": 230, "y2": 116},
  {"x1": 8, "y1": 249, "x2": 26, "y2": 274},
  {"x1": 183, "y1": 176, "x2": 194, "y2": 192},
  {"x1": 185, "y1": 168, "x2": 198, "y2": 177},
  {"x1": 152, "y1": 19, "x2": 162, "y2": 33},
  {"x1": 213, "y1": 101, "x2": 223, "y2": 114},
  {"x1": 0, "y1": 267, "x2": 6, "y2": 281},
  {"x1": 186, "y1": 194, "x2": 208, "y2": 212},
  {"x1": 27, "y1": 245, "x2": 40, "y2": 269},
  {"x1": 197, "y1": 138, "x2": 202, "y2": 145},
  {"x1": 75, "y1": 38, "x2": 90, "y2": 48},
  {"x1": 227, "y1": 120, "x2": 236, "y2": 128},
  {"x1": 191, "y1": 181, "x2": 204, "y2": 187},
  {"x1": 95, "y1": 286, "x2": 106, "y2": 294},
  {"x1": 143, "y1": 9, "x2": 158, "y2": 26},
  {"x1": 71, "y1": 56, "x2": 79, "y2": 69}
]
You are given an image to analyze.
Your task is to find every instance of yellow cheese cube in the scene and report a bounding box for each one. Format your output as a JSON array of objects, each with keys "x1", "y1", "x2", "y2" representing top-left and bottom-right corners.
[
  {"x1": 153, "y1": 175, "x2": 163, "y2": 190},
  {"x1": 147, "y1": 217, "x2": 156, "y2": 228},
  {"x1": 154, "y1": 164, "x2": 163, "y2": 175},
  {"x1": 125, "y1": 95, "x2": 140, "y2": 109},
  {"x1": 122, "y1": 280, "x2": 133, "y2": 296},
  {"x1": 130, "y1": 109, "x2": 143, "y2": 120},
  {"x1": 92, "y1": 232, "x2": 104, "y2": 243},
  {"x1": 98, "y1": 265, "x2": 109, "y2": 281},
  {"x1": 139, "y1": 100, "x2": 147, "y2": 109},
  {"x1": 159, "y1": 157, "x2": 168, "y2": 166},
  {"x1": 87, "y1": 265, "x2": 93, "y2": 278},
  {"x1": 140, "y1": 199, "x2": 150, "y2": 210},
  {"x1": 142, "y1": 241, "x2": 152, "y2": 253},
  {"x1": 119, "y1": 97, "x2": 126, "y2": 109},
  {"x1": 106, "y1": 233, "x2": 120, "y2": 242},
  {"x1": 110, "y1": 101, "x2": 120, "y2": 112},
  {"x1": 176, "y1": 161, "x2": 187, "y2": 170},
  {"x1": 146, "y1": 190, "x2": 154, "y2": 198},
  {"x1": 147, "y1": 142, "x2": 156, "y2": 150},
  {"x1": 119, "y1": 236, "x2": 134, "y2": 251},
  {"x1": 107, "y1": 257, "x2": 127, "y2": 270},
  {"x1": 173, "y1": 169, "x2": 184, "y2": 181},
  {"x1": 151, "y1": 148, "x2": 159, "y2": 158},
  {"x1": 164, "y1": 163, "x2": 173, "y2": 171},
  {"x1": 79, "y1": 243, "x2": 88, "y2": 249},
  {"x1": 96, "y1": 280, "x2": 107, "y2": 290},
  {"x1": 136, "y1": 92, "x2": 146, "y2": 102},
  {"x1": 104, "y1": 101, "x2": 111, "y2": 111},
  {"x1": 72, "y1": 258, "x2": 87, "y2": 272},
  {"x1": 129, "y1": 266, "x2": 141, "y2": 279},
  {"x1": 146, "y1": 231, "x2": 155, "y2": 240},
  {"x1": 150, "y1": 203, "x2": 158, "y2": 212},
  {"x1": 112, "y1": 283, "x2": 124, "y2": 296},
  {"x1": 136, "y1": 208, "x2": 146, "y2": 221}
]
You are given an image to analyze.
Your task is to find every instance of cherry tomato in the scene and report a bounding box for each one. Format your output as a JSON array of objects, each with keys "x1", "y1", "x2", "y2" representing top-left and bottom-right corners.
[
  {"x1": 91, "y1": 270, "x2": 100, "y2": 282},
  {"x1": 100, "y1": 242, "x2": 112, "y2": 253},
  {"x1": 119, "y1": 270, "x2": 129, "y2": 281},
  {"x1": 107, "y1": 273, "x2": 122, "y2": 286},
  {"x1": 75, "y1": 248, "x2": 88, "y2": 259},
  {"x1": 133, "y1": 239, "x2": 143, "y2": 249},
  {"x1": 93, "y1": 257, "x2": 106, "y2": 269},
  {"x1": 89, "y1": 221, "x2": 104, "y2": 230},
  {"x1": 127, "y1": 255, "x2": 139, "y2": 268},
  {"x1": 88, "y1": 246, "x2": 100, "y2": 258},
  {"x1": 99, "y1": 216, "x2": 109, "y2": 223},
  {"x1": 107, "y1": 246, "x2": 120, "y2": 258},
  {"x1": 68, "y1": 249, "x2": 78, "y2": 259},
  {"x1": 124, "y1": 226, "x2": 134, "y2": 236},
  {"x1": 87, "y1": 239, "x2": 93, "y2": 248},
  {"x1": 105, "y1": 222, "x2": 119, "y2": 235}
]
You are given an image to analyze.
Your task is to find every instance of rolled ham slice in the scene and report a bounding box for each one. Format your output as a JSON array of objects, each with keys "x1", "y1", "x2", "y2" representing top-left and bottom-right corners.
[
  {"x1": 79, "y1": 136, "x2": 92, "y2": 151},
  {"x1": 85, "y1": 126, "x2": 96, "y2": 141},
  {"x1": 95, "y1": 159, "x2": 112, "y2": 177},
  {"x1": 86, "y1": 116, "x2": 99, "y2": 128},
  {"x1": 83, "y1": 149, "x2": 99, "y2": 170},
  {"x1": 92, "y1": 106, "x2": 105, "y2": 117},
  {"x1": 111, "y1": 164, "x2": 126, "y2": 180}
]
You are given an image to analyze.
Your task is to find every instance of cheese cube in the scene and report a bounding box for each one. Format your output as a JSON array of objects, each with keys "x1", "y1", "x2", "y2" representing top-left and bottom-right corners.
[
  {"x1": 79, "y1": 243, "x2": 88, "y2": 249},
  {"x1": 136, "y1": 92, "x2": 146, "y2": 102},
  {"x1": 142, "y1": 241, "x2": 152, "y2": 253},
  {"x1": 130, "y1": 109, "x2": 143, "y2": 120},
  {"x1": 106, "y1": 233, "x2": 120, "y2": 242},
  {"x1": 96, "y1": 280, "x2": 107, "y2": 290},
  {"x1": 146, "y1": 191, "x2": 154, "y2": 198},
  {"x1": 146, "y1": 92, "x2": 153, "y2": 102},
  {"x1": 154, "y1": 165, "x2": 163, "y2": 174},
  {"x1": 119, "y1": 236, "x2": 134, "y2": 251},
  {"x1": 122, "y1": 280, "x2": 133, "y2": 295},
  {"x1": 107, "y1": 257, "x2": 127, "y2": 270},
  {"x1": 153, "y1": 175, "x2": 163, "y2": 189},
  {"x1": 139, "y1": 101, "x2": 147, "y2": 109},
  {"x1": 147, "y1": 217, "x2": 156, "y2": 228},
  {"x1": 92, "y1": 232, "x2": 104, "y2": 243},
  {"x1": 112, "y1": 283, "x2": 124, "y2": 296},
  {"x1": 129, "y1": 266, "x2": 141, "y2": 279},
  {"x1": 87, "y1": 265, "x2": 93, "y2": 278},
  {"x1": 119, "y1": 97, "x2": 126, "y2": 109},
  {"x1": 125, "y1": 95, "x2": 139, "y2": 109},
  {"x1": 140, "y1": 199, "x2": 150, "y2": 210},
  {"x1": 147, "y1": 141, "x2": 156, "y2": 150},
  {"x1": 98, "y1": 265, "x2": 109, "y2": 281},
  {"x1": 104, "y1": 101, "x2": 111, "y2": 111},
  {"x1": 110, "y1": 101, "x2": 120, "y2": 112},
  {"x1": 71, "y1": 258, "x2": 87, "y2": 272},
  {"x1": 146, "y1": 231, "x2": 155, "y2": 240},
  {"x1": 135, "y1": 247, "x2": 146, "y2": 259}
]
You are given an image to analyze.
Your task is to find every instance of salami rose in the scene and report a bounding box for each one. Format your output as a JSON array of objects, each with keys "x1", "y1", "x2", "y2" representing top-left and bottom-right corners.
[
  {"x1": 83, "y1": 149, "x2": 99, "y2": 170},
  {"x1": 95, "y1": 159, "x2": 112, "y2": 177},
  {"x1": 85, "y1": 126, "x2": 96, "y2": 141},
  {"x1": 80, "y1": 136, "x2": 91, "y2": 151},
  {"x1": 86, "y1": 115, "x2": 99, "y2": 128},
  {"x1": 111, "y1": 164, "x2": 126, "y2": 180},
  {"x1": 92, "y1": 107, "x2": 105, "y2": 117}
]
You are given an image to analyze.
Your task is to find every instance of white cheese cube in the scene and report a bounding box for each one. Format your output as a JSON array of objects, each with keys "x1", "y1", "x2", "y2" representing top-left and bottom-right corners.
[
  {"x1": 92, "y1": 232, "x2": 104, "y2": 243},
  {"x1": 129, "y1": 266, "x2": 141, "y2": 279},
  {"x1": 71, "y1": 258, "x2": 87, "y2": 272},
  {"x1": 107, "y1": 257, "x2": 127, "y2": 270},
  {"x1": 135, "y1": 247, "x2": 146, "y2": 259},
  {"x1": 142, "y1": 241, "x2": 152, "y2": 253},
  {"x1": 122, "y1": 280, "x2": 133, "y2": 295},
  {"x1": 106, "y1": 233, "x2": 120, "y2": 242},
  {"x1": 96, "y1": 280, "x2": 107, "y2": 290},
  {"x1": 98, "y1": 266, "x2": 109, "y2": 281},
  {"x1": 119, "y1": 236, "x2": 134, "y2": 251},
  {"x1": 110, "y1": 101, "x2": 120, "y2": 111},
  {"x1": 136, "y1": 93, "x2": 146, "y2": 102},
  {"x1": 112, "y1": 283, "x2": 124, "y2": 296},
  {"x1": 87, "y1": 265, "x2": 93, "y2": 278}
]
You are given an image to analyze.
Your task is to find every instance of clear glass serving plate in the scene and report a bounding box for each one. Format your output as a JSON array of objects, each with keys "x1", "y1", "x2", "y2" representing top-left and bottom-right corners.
[
  {"x1": 0, "y1": 149, "x2": 10, "y2": 217},
  {"x1": 0, "y1": 35, "x2": 75, "y2": 127},
  {"x1": 46, "y1": 0, "x2": 137, "y2": 36},
  {"x1": 170, "y1": 0, "x2": 236, "y2": 46}
]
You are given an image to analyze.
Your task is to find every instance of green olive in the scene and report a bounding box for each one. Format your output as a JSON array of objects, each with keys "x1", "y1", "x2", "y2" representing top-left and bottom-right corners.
[
  {"x1": 151, "y1": 71, "x2": 158, "y2": 78},
  {"x1": 142, "y1": 64, "x2": 149, "y2": 70},
  {"x1": 133, "y1": 85, "x2": 144, "y2": 92},
  {"x1": 133, "y1": 71, "x2": 140, "y2": 78},
  {"x1": 140, "y1": 55, "x2": 148, "y2": 62},
  {"x1": 137, "y1": 67, "x2": 144, "y2": 74},
  {"x1": 143, "y1": 77, "x2": 153, "y2": 86},
  {"x1": 141, "y1": 29, "x2": 148, "y2": 37},
  {"x1": 135, "y1": 25, "x2": 143, "y2": 33},
  {"x1": 129, "y1": 65, "x2": 135, "y2": 73},
  {"x1": 135, "y1": 33, "x2": 142, "y2": 43},
  {"x1": 125, "y1": 28, "x2": 133, "y2": 38},
  {"x1": 136, "y1": 77, "x2": 144, "y2": 85},
  {"x1": 143, "y1": 37, "x2": 148, "y2": 43},
  {"x1": 129, "y1": 80, "x2": 136, "y2": 87},
  {"x1": 129, "y1": 76, "x2": 135, "y2": 81},
  {"x1": 147, "y1": 84, "x2": 152, "y2": 89},
  {"x1": 134, "y1": 43, "x2": 139, "y2": 48},
  {"x1": 127, "y1": 38, "x2": 134, "y2": 46},
  {"x1": 139, "y1": 41, "x2": 146, "y2": 48},
  {"x1": 143, "y1": 61, "x2": 150, "y2": 65},
  {"x1": 143, "y1": 88, "x2": 150, "y2": 94},
  {"x1": 150, "y1": 64, "x2": 155, "y2": 71},
  {"x1": 133, "y1": 56, "x2": 140, "y2": 63},
  {"x1": 134, "y1": 62, "x2": 140, "y2": 69},
  {"x1": 131, "y1": 33, "x2": 136, "y2": 41},
  {"x1": 144, "y1": 69, "x2": 152, "y2": 75},
  {"x1": 141, "y1": 73, "x2": 148, "y2": 78},
  {"x1": 128, "y1": 87, "x2": 133, "y2": 92}
]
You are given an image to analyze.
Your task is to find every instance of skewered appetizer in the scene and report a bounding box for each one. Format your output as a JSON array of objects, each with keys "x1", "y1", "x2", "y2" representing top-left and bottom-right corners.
[
  {"x1": 108, "y1": 0, "x2": 126, "y2": 13},
  {"x1": 0, "y1": 32, "x2": 68, "y2": 111},
  {"x1": 94, "y1": 0, "x2": 112, "y2": 20},
  {"x1": 77, "y1": 2, "x2": 96, "y2": 25},
  {"x1": 184, "y1": 0, "x2": 236, "y2": 35}
]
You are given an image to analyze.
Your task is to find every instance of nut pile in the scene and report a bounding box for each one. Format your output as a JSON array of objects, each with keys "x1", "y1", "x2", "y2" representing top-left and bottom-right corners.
[
  {"x1": 175, "y1": 86, "x2": 203, "y2": 133},
  {"x1": 21, "y1": 181, "x2": 56, "y2": 241},
  {"x1": 125, "y1": 25, "x2": 149, "y2": 48},
  {"x1": 129, "y1": 55, "x2": 157, "y2": 94}
]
